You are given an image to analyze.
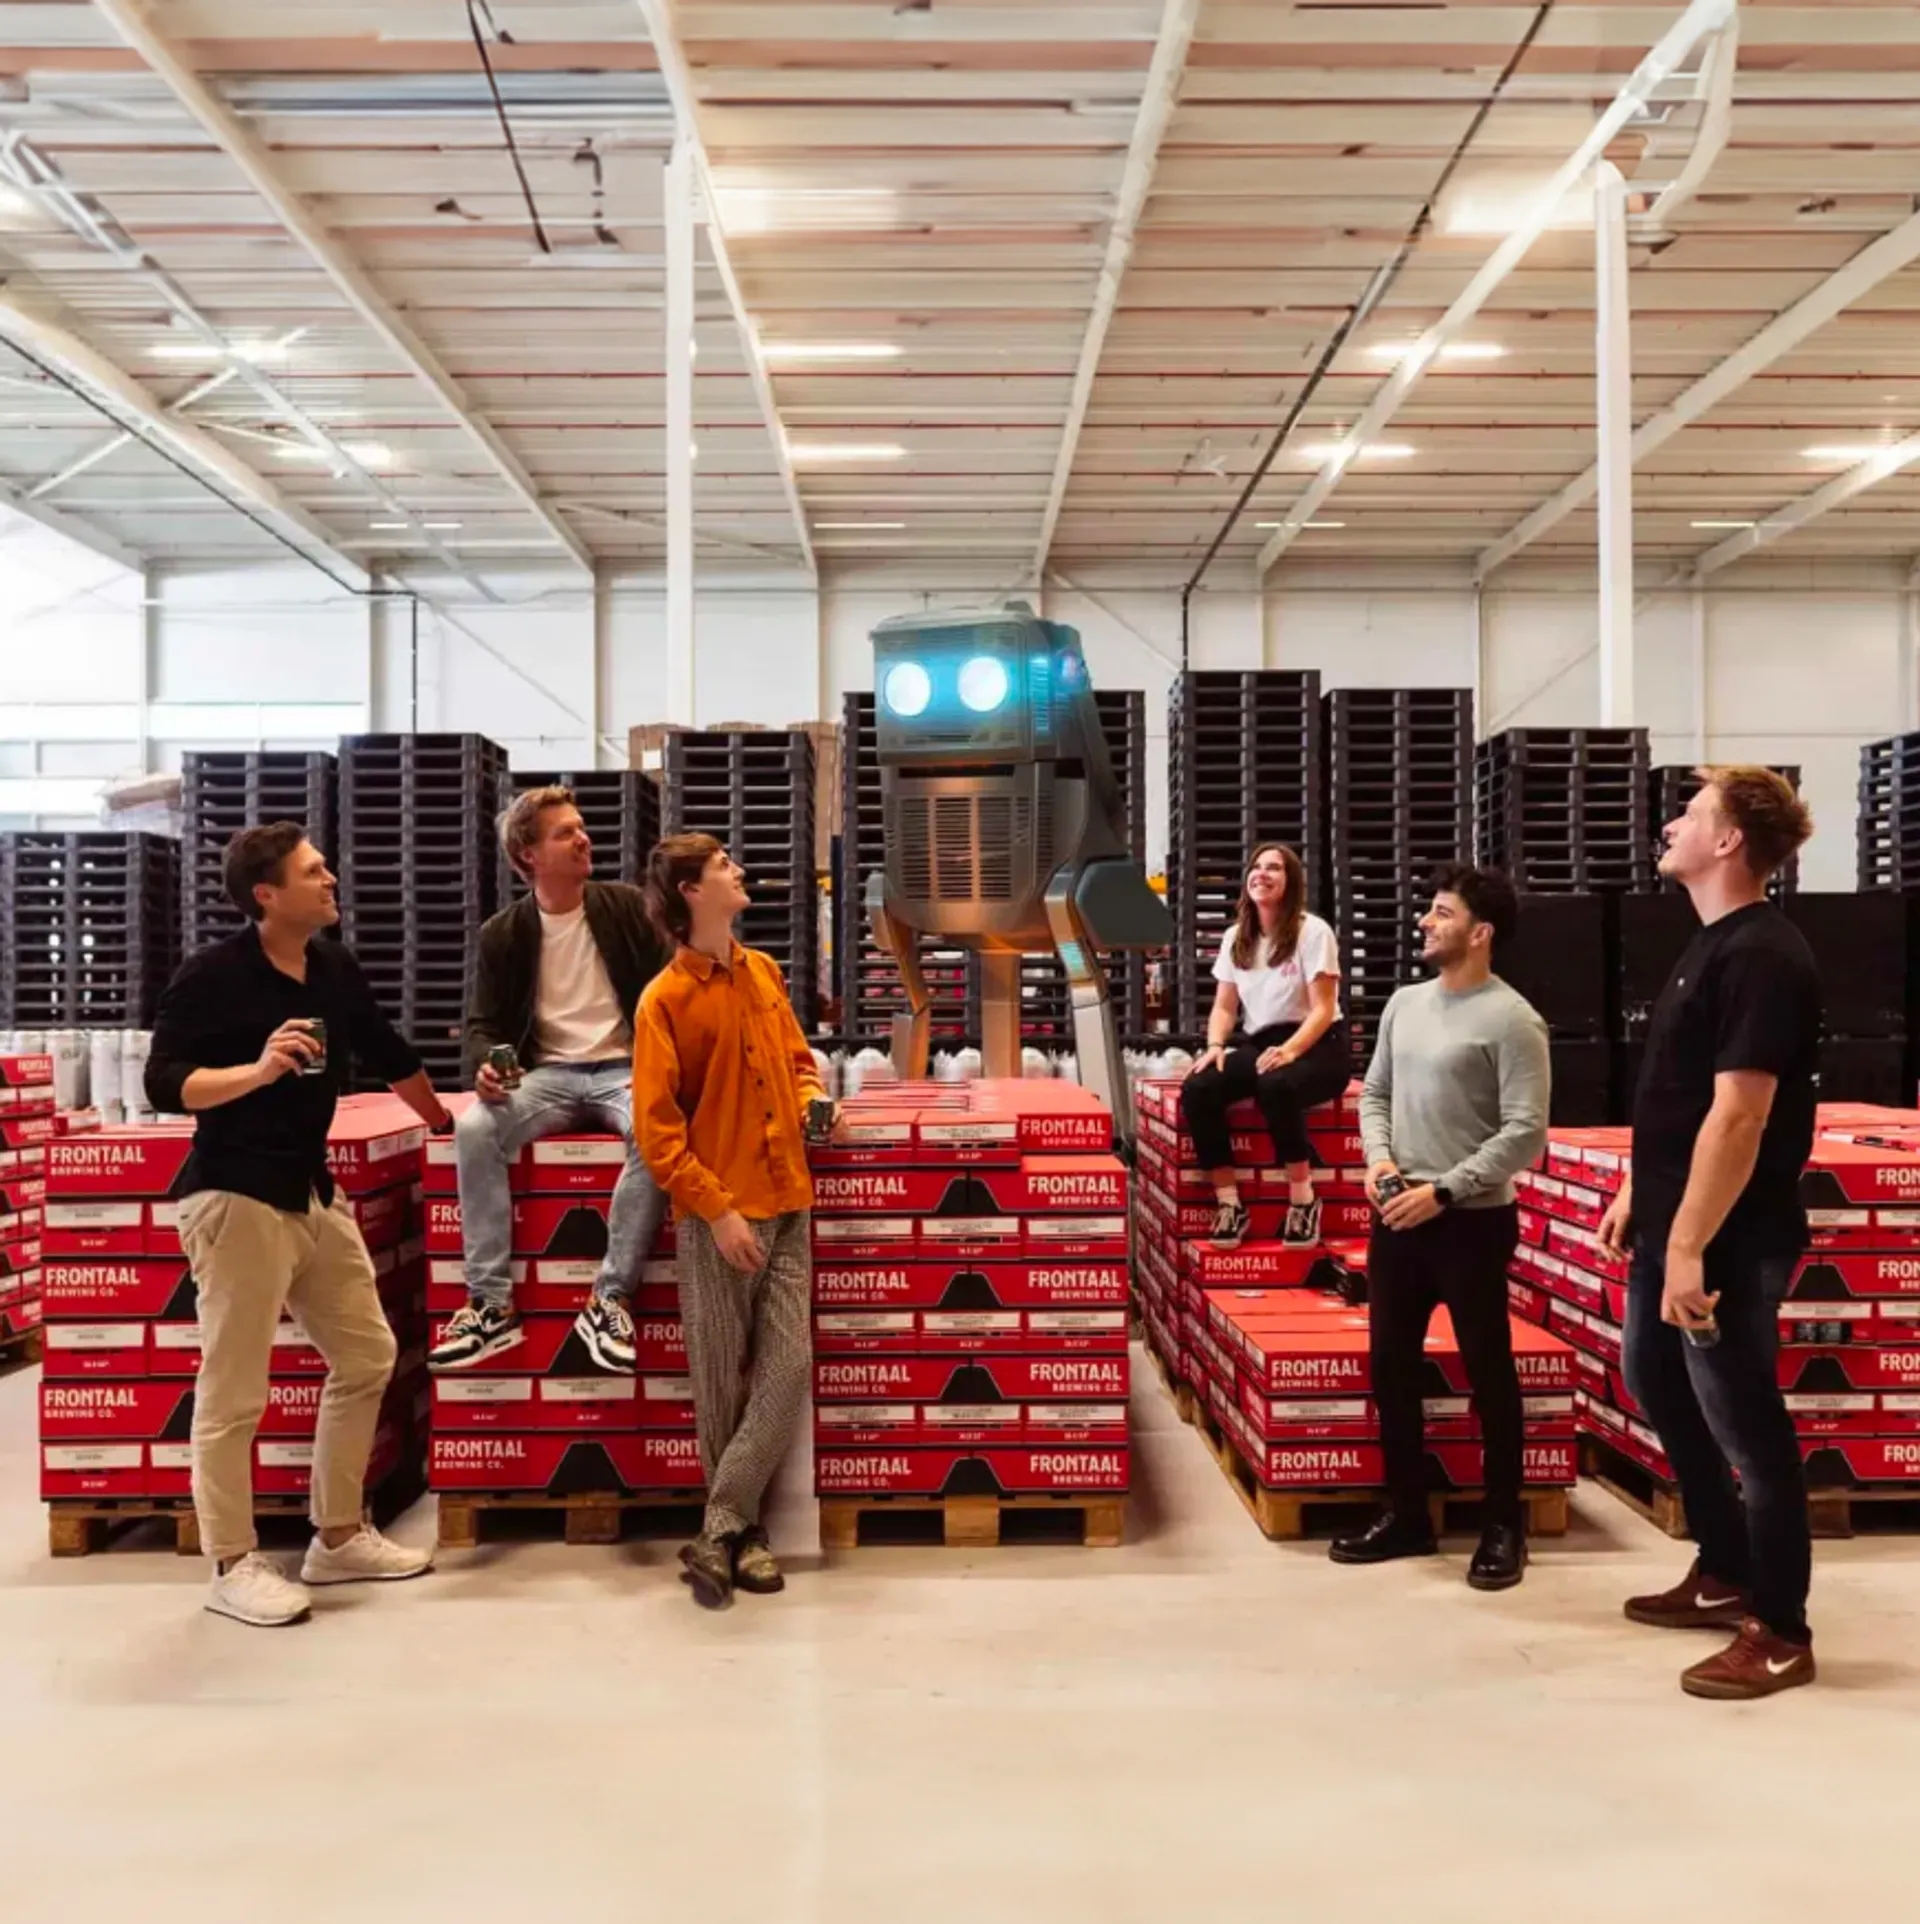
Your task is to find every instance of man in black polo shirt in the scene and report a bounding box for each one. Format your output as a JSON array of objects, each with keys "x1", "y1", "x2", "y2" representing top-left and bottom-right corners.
[
  {"x1": 1597, "y1": 768, "x2": 1820, "y2": 1700},
  {"x1": 147, "y1": 822, "x2": 451, "y2": 1629}
]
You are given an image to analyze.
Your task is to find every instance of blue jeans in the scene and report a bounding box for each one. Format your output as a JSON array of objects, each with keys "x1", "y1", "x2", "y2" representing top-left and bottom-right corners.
[
  {"x1": 453, "y1": 1060, "x2": 665, "y2": 1310},
  {"x1": 1623, "y1": 1244, "x2": 1811, "y2": 1642}
]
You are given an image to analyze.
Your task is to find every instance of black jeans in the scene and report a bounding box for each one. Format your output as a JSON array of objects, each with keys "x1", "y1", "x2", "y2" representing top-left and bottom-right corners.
[
  {"x1": 1368, "y1": 1205, "x2": 1524, "y2": 1529},
  {"x1": 1179, "y1": 1022, "x2": 1351, "y2": 1170},
  {"x1": 1623, "y1": 1244, "x2": 1810, "y2": 1643}
]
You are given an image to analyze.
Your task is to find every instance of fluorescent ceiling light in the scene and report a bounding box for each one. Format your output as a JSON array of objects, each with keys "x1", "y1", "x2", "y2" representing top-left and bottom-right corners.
[
  {"x1": 1801, "y1": 443, "x2": 1909, "y2": 462},
  {"x1": 1256, "y1": 521, "x2": 1345, "y2": 530},
  {"x1": 1691, "y1": 519, "x2": 1757, "y2": 530},
  {"x1": 151, "y1": 336, "x2": 292, "y2": 367},
  {"x1": 422, "y1": 521, "x2": 462, "y2": 531},
  {"x1": 1371, "y1": 341, "x2": 1506, "y2": 363},
  {"x1": 0, "y1": 185, "x2": 38, "y2": 226},
  {"x1": 277, "y1": 438, "x2": 393, "y2": 468},
  {"x1": 1299, "y1": 443, "x2": 1414, "y2": 462},
  {"x1": 815, "y1": 520, "x2": 906, "y2": 530},
  {"x1": 761, "y1": 342, "x2": 903, "y2": 364},
  {"x1": 786, "y1": 442, "x2": 905, "y2": 464},
  {"x1": 368, "y1": 520, "x2": 409, "y2": 531}
]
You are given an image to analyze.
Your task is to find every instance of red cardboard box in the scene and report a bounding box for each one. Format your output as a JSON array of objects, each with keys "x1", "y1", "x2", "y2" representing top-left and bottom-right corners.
[
  {"x1": 324, "y1": 1114, "x2": 426, "y2": 1195},
  {"x1": 148, "y1": 1425, "x2": 405, "y2": 1500},
  {"x1": 40, "y1": 1441, "x2": 147, "y2": 1500},
  {"x1": 812, "y1": 1257, "x2": 1127, "y2": 1310},
  {"x1": 1801, "y1": 1437, "x2": 1920, "y2": 1485},
  {"x1": 425, "y1": 1193, "x2": 645, "y2": 1260},
  {"x1": 422, "y1": 1130, "x2": 629, "y2": 1195},
  {"x1": 812, "y1": 1444, "x2": 1129, "y2": 1496},
  {"x1": 432, "y1": 1372, "x2": 696, "y2": 1433},
  {"x1": 813, "y1": 1352, "x2": 1128, "y2": 1403},
  {"x1": 1179, "y1": 1243, "x2": 1344, "y2": 1290},
  {"x1": 42, "y1": 1257, "x2": 197, "y2": 1320},
  {"x1": 428, "y1": 1428, "x2": 704, "y2": 1493},
  {"x1": 1801, "y1": 1142, "x2": 1920, "y2": 1210},
  {"x1": 1236, "y1": 1382, "x2": 1576, "y2": 1442},
  {"x1": 426, "y1": 1310, "x2": 685, "y2": 1376},
  {"x1": 0, "y1": 1053, "x2": 54, "y2": 1089},
  {"x1": 425, "y1": 1256, "x2": 679, "y2": 1317},
  {"x1": 814, "y1": 1402, "x2": 1129, "y2": 1448},
  {"x1": 1218, "y1": 1410, "x2": 1577, "y2": 1490},
  {"x1": 39, "y1": 1376, "x2": 194, "y2": 1441},
  {"x1": 0, "y1": 1234, "x2": 39, "y2": 1279},
  {"x1": 813, "y1": 1304, "x2": 1130, "y2": 1355},
  {"x1": 45, "y1": 1127, "x2": 194, "y2": 1198},
  {"x1": 0, "y1": 1173, "x2": 45, "y2": 1214}
]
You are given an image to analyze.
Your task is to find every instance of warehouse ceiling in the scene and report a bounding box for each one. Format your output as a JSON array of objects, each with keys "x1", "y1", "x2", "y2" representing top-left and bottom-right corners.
[{"x1": 1, "y1": 1, "x2": 1918, "y2": 579}]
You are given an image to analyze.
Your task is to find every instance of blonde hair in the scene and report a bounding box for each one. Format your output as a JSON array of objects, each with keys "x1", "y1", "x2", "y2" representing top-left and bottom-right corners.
[
  {"x1": 499, "y1": 785, "x2": 576, "y2": 879},
  {"x1": 1697, "y1": 766, "x2": 1812, "y2": 880}
]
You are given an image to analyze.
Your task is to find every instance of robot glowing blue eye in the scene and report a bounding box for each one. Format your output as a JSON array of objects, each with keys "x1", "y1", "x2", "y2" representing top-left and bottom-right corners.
[
  {"x1": 882, "y1": 661, "x2": 932, "y2": 718},
  {"x1": 957, "y1": 655, "x2": 1010, "y2": 713}
]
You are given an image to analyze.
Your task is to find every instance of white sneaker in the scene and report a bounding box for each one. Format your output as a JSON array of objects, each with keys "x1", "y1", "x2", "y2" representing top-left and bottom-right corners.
[
  {"x1": 301, "y1": 1524, "x2": 435, "y2": 1587},
  {"x1": 207, "y1": 1552, "x2": 312, "y2": 1627}
]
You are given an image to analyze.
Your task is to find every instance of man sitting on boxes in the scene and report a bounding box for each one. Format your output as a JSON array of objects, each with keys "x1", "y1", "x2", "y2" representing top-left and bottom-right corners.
[{"x1": 430, "y1": 786, "x2": 670, "y2": 1376}]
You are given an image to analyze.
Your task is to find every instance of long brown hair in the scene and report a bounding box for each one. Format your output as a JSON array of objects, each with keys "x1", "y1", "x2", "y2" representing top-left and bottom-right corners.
[
  {"x1": 1229, "y1": 842, "x2": 1308, "y2": 971},
  {"x1": 644, "y1": 832, "x2": 724, "y2": 945}
]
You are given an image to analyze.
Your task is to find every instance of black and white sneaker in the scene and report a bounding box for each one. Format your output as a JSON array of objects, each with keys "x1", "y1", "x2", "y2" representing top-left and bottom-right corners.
[
  {"x1": 428, "y1": 1300, "x2": 523, "y2": 1372},
  {"x1": 574, "y1": 1294, "x2": 637, "y2": 1373},
  {"x1": 1283, "y1": 1197, "x2": 1323, "y2": 1246},
  {"x1": 1209, "y1": 1199, "x2": 1252, "y2": 1250}
]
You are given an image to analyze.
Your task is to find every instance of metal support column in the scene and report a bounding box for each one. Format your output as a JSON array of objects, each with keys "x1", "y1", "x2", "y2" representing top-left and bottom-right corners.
[
  {"x1": 136, "y1": 564, "x2": 158, "y2": 774},
  {"x1": 1595, "y1": 160, "x2": 1636, "y2": 726},
  {"x1": 664, "y1": 142, "x2": 696, "y2": 725},
  {"x1": 1690, "y1": 583, "x2": 1709, "y2": 763}
]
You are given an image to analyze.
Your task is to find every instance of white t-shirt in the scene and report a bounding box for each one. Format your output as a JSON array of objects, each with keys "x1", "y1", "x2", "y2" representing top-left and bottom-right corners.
[
  {"x1": 1212, "y1": 912, "x2": 1343, "y2": 1033},
  {"x1": 534, "y1": 906, "x2": 631, "y2": 1064}
]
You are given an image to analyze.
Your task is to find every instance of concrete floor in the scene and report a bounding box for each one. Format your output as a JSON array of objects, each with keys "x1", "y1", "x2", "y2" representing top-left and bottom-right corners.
[{"x1": 2, "y1": 1354, "x2": 1915, "y2": 1924}]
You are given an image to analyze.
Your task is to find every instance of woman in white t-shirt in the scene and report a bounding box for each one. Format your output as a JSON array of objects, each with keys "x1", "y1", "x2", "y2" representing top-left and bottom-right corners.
[{"x1": 1180, "y1": 841, "x2": 1351, "y2": 1250}]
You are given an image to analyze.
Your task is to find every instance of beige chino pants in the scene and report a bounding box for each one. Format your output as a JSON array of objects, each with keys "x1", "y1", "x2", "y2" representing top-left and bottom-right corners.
[{"x1": 177, "y1": 1190, "x2": 397, "y2": 1562}]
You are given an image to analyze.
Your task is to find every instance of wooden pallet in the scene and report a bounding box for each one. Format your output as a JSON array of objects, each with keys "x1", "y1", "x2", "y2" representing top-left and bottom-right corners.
[
  {"x1": 1201, "y1": 1396, "x2": 1570, "y2": 1542},
  {"x1": 435, "y1": 1489, "x2": 706, "y2": 1549},
  {"x1": 48, "y1": 1462, "x2": 428, "y2": 1559},
  {"x1": 1579, "y1": 1434, "x2": 1920, "y2": 1541},
  {"x1": 0, "y1": 1326, "x2": 42, "y2": 1376},
  {"x1": 819, "y1": 1491, "x2": 1125, "y2": 1550}
]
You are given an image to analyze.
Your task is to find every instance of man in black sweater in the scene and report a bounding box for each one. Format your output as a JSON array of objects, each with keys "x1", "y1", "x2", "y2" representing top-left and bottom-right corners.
[
  {"x1": 430, "y1": 785, "x2": 671, "y2": 1376},
  {"x1": 147, "y1": 821, "x2": 450, "y2": 1628}
]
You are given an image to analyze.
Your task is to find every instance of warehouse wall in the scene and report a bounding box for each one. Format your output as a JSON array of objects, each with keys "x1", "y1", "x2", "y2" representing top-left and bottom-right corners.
[{"x1": 4, "y1": 550, "x2": 1911, "y2": 893}]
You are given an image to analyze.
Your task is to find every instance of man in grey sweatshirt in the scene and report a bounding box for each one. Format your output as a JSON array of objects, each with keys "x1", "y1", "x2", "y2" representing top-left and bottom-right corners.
[{"x1": 1334, "y1": 863, "x2": 1551, "y2": 1590}]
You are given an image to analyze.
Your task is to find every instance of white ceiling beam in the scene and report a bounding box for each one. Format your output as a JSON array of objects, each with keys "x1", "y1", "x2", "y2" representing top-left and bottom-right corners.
[
  {"x1": 633, "y1": 0, "x2": 816, "y2": 576},
  {"x1": 1690, "y1": 437, "x2": 1920, "y2": 578},
  {"x1": 1257, "y1": 0, "x2": 1737, "y2": 577},
  {"x1": 1477, "y1": 201, "x2": 1920, "y2": 578},
  {"x1": 87, "y1": 0, "x2": 595, "y2": 574},
  {"x1": 0, "y1": 479, "x2": 144, "y2": 573},
  {"x1": 1636, "y1": 12, "x2": 1740, "y2": 237},
  {"x1": 0, "y1": 298, "x2": 368, "y2": 589},
  {"x1": 1032, "y1": 0, "x2": 1200, "y2": 580}
]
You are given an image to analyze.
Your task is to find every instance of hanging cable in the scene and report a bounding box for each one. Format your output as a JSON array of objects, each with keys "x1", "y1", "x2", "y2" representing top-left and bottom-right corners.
[{"x1": 467, "y1": 0, "x2": 553, "y2": 255}]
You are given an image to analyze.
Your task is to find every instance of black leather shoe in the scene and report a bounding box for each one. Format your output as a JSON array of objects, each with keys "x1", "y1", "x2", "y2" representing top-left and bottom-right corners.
[
  {"x1": 1329, "y1": 1511, "x2": 1439, "y2": 1565},
  {"x1": 1467, "y1": 1523, "x2": 1528, "y2": 1592}
]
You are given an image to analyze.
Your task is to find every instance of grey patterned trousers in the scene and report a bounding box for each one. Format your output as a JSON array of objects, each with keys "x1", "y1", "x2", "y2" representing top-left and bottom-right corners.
[{"x1": 677, "y1": 1209, "x2": 812, "y2": 1539}]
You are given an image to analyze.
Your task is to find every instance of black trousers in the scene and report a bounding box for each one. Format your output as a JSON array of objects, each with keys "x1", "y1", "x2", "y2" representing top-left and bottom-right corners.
[
  {"x1": 1368, "y1": 1205, "x2": 1524, "y2": 1529},
  {"x1": 1179, "y1": 1022, "x2": 1351, "y2": 1170}
]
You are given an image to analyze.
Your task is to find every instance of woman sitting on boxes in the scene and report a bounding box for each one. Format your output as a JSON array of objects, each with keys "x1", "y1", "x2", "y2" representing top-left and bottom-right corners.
[{"x1": 1181, "y1": 842, "x2": 1351, "y2": 1251}]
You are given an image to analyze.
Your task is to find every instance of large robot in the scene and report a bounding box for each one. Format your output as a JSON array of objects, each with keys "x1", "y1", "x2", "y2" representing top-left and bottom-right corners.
[{"x1": 866, "y1": 602, "x2": 1171, "y2": 1138}]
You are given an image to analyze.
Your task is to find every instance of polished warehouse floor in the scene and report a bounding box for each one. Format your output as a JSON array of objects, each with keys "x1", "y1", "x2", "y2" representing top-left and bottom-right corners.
[{"x1": 1, "y1": 1353, "x2": 1915, "y2": 1924}]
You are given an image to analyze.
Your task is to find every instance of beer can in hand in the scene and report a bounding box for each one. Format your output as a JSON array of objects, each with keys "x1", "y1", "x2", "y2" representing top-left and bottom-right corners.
[
  {"x1": 298, "y1": 1018, "x2": 328, "y2": 1077},
  {"x1": 486, "y1": 1043, "x2": 523, "y2": 1089},
  {"x1": 804, "y1": 1094, "x2": 836, "y2": 1144}
]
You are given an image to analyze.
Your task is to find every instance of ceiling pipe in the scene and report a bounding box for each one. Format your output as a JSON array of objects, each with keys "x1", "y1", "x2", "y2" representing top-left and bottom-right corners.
[
  {"x1": 86, "y1": 0, "x2": 595, "y2": 573},
  {"x1": 1031, "y1": 0, "x2": 1200, "y2": 580},
  {"x1": 1690, "y1": 435, "x2": 1920, "y2": 577},
  {"x1": 1478, "y1": 200, "x2": 1920, "y2": 578},
  {"x1": 1257, "y1": 0, "x2": 1738, "y2": 576},
  {"x1": 632, "y1": 0, "x2": 817, "y2": 576}
]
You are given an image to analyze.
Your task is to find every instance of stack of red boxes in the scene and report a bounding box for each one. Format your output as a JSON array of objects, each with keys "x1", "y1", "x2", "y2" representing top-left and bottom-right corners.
[
  {"x1": 38, "y1": 1094, "x2": 429, "y2": 1512},
  {"x1": 1133, "y1": 1076, "x2": 1578, "y2": 1516},
  {"x1": 0, "y1": 1053, "x2": 53, "y2": 1351},
  {"x1": 423, "y1": 1098, "x2": 699, "y2": 1503},
  {"x1": 1517, "y1": 1108, "x2": 1920, "y2": 1502},
  {"x1": 810, "y1": 1079, "x2": 1131, "y2": 1503}
]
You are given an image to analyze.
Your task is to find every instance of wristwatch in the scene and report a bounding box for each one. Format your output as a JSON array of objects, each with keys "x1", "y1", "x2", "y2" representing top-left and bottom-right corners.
[{"x1": 1431, "y1": 1183, "x2": 1455, "y2": 1209}]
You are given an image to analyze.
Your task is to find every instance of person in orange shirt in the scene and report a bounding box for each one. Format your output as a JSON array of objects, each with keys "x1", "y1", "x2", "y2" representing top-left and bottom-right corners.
[{"x1": 634, "y1": 833, "x2": 830, "y2": 1609}]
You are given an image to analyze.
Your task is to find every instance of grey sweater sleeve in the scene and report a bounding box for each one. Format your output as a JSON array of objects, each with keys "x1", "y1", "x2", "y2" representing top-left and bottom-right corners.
[
  {"x1": 1439, "y1": 1000, "x2": 1551, "y2": 1202},
  {"x1": 1359, "y1": 993, "x2": 1398, "y2": 1168}
]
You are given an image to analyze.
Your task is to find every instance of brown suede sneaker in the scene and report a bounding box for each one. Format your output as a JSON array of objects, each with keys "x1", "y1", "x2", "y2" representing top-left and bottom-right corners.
[
  {"x1": 1623, "y1": 1557, "x2": 1749, "y2": 1630},
  {"x1": 1680, "y1": 1618, "x2": 1816, "y2": 1701},
  {"x1": 731, "y1": 1525, "x2": 785, "y2": 1596}
]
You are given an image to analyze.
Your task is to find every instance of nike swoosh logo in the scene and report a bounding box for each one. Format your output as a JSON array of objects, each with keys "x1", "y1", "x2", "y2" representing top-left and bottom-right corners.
[
  {"x1": 1764, "y1": 1657, "x2": 1802, "y2": 1677},
  {"x1": 1693, "y1": 1593, "x2": 1726, "y2": 1610}
]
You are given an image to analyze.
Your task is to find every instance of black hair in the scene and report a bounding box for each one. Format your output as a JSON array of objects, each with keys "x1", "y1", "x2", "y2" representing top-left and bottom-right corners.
[
  {"x1": 224, "y1": 821, "x2": 309, "y2": 921},
  {"x1": 1429, "y1": 862, "x2": 1519, "y2": 952}
]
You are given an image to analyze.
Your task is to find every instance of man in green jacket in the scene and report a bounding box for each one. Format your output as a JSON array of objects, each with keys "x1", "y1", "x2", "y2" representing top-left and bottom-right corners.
[{"x1": 430, "y1": 785, "x2": 670, "y2": 1376}]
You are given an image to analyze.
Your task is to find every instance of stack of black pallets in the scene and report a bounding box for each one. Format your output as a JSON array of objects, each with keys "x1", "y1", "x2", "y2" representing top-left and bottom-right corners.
[
  {"x1": 180, "y1": 751, "x2": 338, "y2": 951},
  {"x1": 1166, "y1": 670, "x2": 1324, "y2": 1040},
  {"x1": 505, "y1": 768, "x2": 659, "y2": 895},
  {"x1": 1857, "y1": 733, "x2": 1917, "y2": 891},
  {"x1": 837, "y1": 692, "x2": 972, "y2": 1046},
  {"x1": 1323, "y1": 687, "x2": 1473, "y2": 1052},
  {"x1": 660, "y1": 730, "x2": 819, "y2": 1032},
  {"x1": 338, "y1": 734, "x2": 510, "y2": 1090},
  {"x1": 1650, "y1": 762, "x2": 1801, "y2": 898},
  {"x1": 0, "y1": 831, "x2": 180, "y2": 1027},
  {"x1": 1015, "y1": 688, "x2": 1151, "y2": 1048},
  {"x1": 1476, "y1": 727, "x2": 1653, "y2": 894}
]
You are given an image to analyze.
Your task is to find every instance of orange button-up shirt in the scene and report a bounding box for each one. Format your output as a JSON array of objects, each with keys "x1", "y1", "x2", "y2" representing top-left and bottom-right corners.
[{"x1": 633, "y1": 940, "x2": 825, "y2": 1224}]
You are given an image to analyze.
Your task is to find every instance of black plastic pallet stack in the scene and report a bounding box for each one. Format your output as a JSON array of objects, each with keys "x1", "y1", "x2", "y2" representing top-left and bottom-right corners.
[
  {"x1": 1475, "y1": 727, "x2": 1653, "y2": 894},
  {"x1": 1323, "y1": 687, "x2": 1473, "y2": 1049},
  {"x1": 338, "y1": 734, "x2": 509, "y2": 1090},
  {"x1": 1015, "y1": 688, "x2": 1150, "y2": 1047},
  {"x1": 1651, "y1": 762, "x2": 1800, "y2": 898},
  {"x1": 661, "y1": 730, "x2": 819, "y2": 1031},
  {"x1": 180, "y1": 751, "x2": 338, "y2": 950},
  {"x1": 1167, "y1": 670, "x2": 1324, "y2": 1039},
  {"x1": 506, "y1": 769, "x2": 659, "y2": 895},
  {"x1": 0, "y1": 832, "x2": 180, "y2": 1026},
  {"x1": 1856, "y1": 733, "x2": 1919, "y2": 891},
  {"x1": 837, "y1": 692, "x2": 973, "y2": 1046}
]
